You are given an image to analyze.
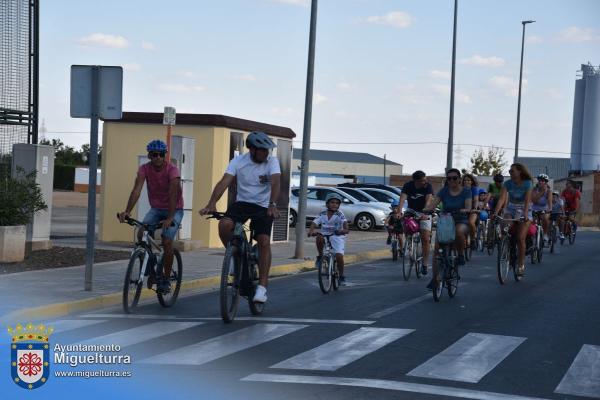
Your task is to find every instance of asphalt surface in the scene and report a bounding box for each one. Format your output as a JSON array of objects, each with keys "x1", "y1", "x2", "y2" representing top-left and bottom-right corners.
[{"x1": 36, "y1": 231, "x2": 599, "y2": 400}]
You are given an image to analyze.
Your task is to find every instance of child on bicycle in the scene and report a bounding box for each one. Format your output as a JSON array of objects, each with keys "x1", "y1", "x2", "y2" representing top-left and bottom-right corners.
[
  {"x1": 551, "y1": 191, "x2": 565, "y2": 239},
  {"x1": 308, "y1": 192, "x2": 350, "y2": 285},
  {"x1": 385, "y1": 199, "x2": 404, "y2": 254}
]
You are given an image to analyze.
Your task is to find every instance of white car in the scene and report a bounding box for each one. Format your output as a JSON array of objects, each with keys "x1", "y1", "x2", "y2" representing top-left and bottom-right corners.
[{"x1": 289, "y1": 186, "x2": 389, "y2": 231}]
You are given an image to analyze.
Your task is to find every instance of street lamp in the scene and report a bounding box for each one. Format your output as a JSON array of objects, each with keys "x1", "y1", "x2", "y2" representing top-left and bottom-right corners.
[
  {"x1": 446, "y1": 0, "x2": 458, "y2": 171},
  {"x1": 514, "y1": 19, "x2": 535, "y2": 163}
]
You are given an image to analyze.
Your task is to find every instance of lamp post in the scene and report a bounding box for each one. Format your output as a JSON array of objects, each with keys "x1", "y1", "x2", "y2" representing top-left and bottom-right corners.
[
  {"x1": 446, "y1": 0, "x2": 458, "y2": 171},
  {"x1": 514, "y1": 20, "x2": 535, "y2": 163}
]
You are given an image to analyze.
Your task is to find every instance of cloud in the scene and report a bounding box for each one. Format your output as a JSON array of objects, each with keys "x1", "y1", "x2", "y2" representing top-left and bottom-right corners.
[
  {"x1": 271, "y1": 107, "x2": 294, "y2": 117},
  {"x1": 429, "y1": 70, "x2": 450, "y2": 79},
  {"x1": 366, "y1": 11, "x2": 414, "y2": 28},
  {"x1": 178, "y1": 70, "x2": 197, "y2": 78},
  {"x1": 142, "y1": 41, "x2": 156, "y2": 50},
  {"x1": 527, "y1": 35, "x2": 542, "y2": 44},
  {"x1": 334, "y1": 110, "x2": 351, "y2": 119},
  {"x1": 557, "y1": 26, "x2": 600, "y2": 43},
  {"x1": 336, "y1": 82, "x2": 353, "y2": 91},
  {"x1": 314, "y1": 93, "x2": 327, "y2": 104},
  {"x1": 157, "y1": 83, "x2": 205, "y2": 93},
  {"x1": 459, "y1": 55, "x2": 505, "y2": 67},
  {"x1": 490, "y1": 75, "x2": 526, "y2": 97},
  {"x1": 544, "y1": 88, "x2": 563, "y2": 100},
  {"x1": 271, "y1": 0, "x2": 309, "y2": 6},
  {"x1": 78, "y1": 33, "x2": 129, "y2": 48},
  {"x1": 231, "y1": 73, "x2": 257, "y2": 82},
  {"x1": 431, "y1": 84, "x2": 471, "y2": 103},
  {"x1": 123, "y1": 63, "x2": 142, "y2": 71}
]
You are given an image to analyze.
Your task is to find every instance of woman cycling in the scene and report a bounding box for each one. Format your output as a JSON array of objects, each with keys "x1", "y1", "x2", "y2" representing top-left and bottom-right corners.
[
  {"x1": 531, "y1": 174, "x2": 553, "y2": 243},
  {"x1": 493, "y1": 163, "x2": 533, "y2": 276},
  {"x1": 463, "y1": 173, "x2": 484, "y2": 251},
  {"x1": 423, "y1": 168, "x2": 472, "y2": 290}
]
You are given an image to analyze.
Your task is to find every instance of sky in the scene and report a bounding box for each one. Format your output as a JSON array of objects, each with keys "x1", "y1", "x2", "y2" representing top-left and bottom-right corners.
[{"x1": 38, "y1": 0, "x2": 600, "y2": 175}]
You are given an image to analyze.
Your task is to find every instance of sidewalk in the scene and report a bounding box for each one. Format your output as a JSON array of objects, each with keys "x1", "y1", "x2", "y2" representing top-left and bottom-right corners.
[{"x1": 0, "y1": 234, "x2": 390, "y2": 323}]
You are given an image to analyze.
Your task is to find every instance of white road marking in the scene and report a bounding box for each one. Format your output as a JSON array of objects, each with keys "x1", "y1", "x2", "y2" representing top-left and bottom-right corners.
[
  {"x1": 73, "y1": 321, "x2": 202, "y2": 347},
  {"x1": 271, "y1": 327, "x2": 413, "y2": 371},
  {"x1": 139, "y1": 323, "x2": 307, "y2": 365},
  {"x1": 368, "y1": 294, "x2": 430, "y2": 318},
  {"x1": 241, "y1": 373, "x2": 551, "y2": 400},
  {"x1": 81, "y1": 313, "x2": 186, "y2": 320},
  {"x1": 555, "y1": 344, "x2": 600, "y2": 398},
  {"x1": 81, "y1": 314, "x2": 375, "y2": 325},
  {"x1": 407, "y1": 333, "x2": 526, "y2": 383},
  {"x1": 50, "y1": 319, "x2": 107, "y2": 333}
]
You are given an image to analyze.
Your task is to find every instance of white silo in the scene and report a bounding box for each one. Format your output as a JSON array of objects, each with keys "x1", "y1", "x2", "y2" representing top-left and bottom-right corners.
[
  {"x1": 580, "y1": 65, "x2": 600, "y2": 171},
  {"x1": 570, "y1": 78, "x2": 586, "y2": 172}
]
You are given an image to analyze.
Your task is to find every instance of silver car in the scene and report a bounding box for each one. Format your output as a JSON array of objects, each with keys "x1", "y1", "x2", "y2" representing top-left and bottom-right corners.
[{"x1": 289, "y1": 186, "x2": 389, "y2": 231}]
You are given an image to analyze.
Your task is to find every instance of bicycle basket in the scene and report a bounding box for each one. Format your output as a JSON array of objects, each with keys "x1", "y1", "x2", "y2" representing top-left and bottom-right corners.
[
  {"x1": 403, "y1": 217, "x2": 420, "y2": 235},
  {"x1": 436, "y1": 213, "x2": 456, "y2": 244}
]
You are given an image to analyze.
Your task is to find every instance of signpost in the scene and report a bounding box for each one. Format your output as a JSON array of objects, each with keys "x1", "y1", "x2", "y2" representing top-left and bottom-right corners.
[
  {"x1": 163, "y1": 106, "x2": 176, "y2": 162},
  {"x1": 70, "y1": 65, "x2": 123, "y2": 291}
]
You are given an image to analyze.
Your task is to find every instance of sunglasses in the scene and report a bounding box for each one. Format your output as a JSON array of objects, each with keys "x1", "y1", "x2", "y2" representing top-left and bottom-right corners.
[
  {"x1": 447, "y1": 176, "x2": 460, "y2": 181},
  {"x1": 148, "y1": 152, "x2": 165, "y2": 158}
]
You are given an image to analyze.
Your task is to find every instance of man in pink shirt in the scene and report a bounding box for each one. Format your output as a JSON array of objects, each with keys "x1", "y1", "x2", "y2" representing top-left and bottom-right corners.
[{"x1": 118, "y1": 140, "x2": 183, "y2": 293}]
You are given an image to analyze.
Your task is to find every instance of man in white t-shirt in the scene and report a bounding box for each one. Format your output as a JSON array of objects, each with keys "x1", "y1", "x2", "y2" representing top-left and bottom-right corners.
[{"x1": 200, "y1": 131, "x2": 281, "y2": 303}]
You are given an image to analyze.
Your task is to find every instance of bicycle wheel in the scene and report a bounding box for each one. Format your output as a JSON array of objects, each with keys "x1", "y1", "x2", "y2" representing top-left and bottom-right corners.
[
  {"x1": 530, "y1": 235, "x2": 537, "y2": 265},
  {"x1": 433, "y1": 265, "x2": 444, "y2": 302},
  {"x1": 537, "y1": 235, "x2": 544, "y2": 263},
  {"x1": 549, "y1": 225, "x2": 556, "y2": 254},
  {"x1": 447, "y1": 258, "x2": 459, "y2": 298},
  {"x1": 332, "y1": 259, "x2": 340, "y2": 291},
  {"x1": 402, "y1": 237, "x2": 412, "y2": 281},
  {"x1": 497, "y1": 237, "x2": 510, "y2": 285},
  {"x1": 569, "y1": 223, "x2": 576, "y2": 245},
  {"x1": 123, "y1": 248, "x2": 145, "y2": 314},
  {"x1": 465, "y1": 238, "x2": 472, "y2": 262},
  {"x1": 220, "y1": 244, "x2": 241, "y2": 323},
  {"x1": 318, "y1": 255, "x2": 333, "y2": 293},
  {"x1": 391, "y1": 239, "x2": 398, "y2": 261},
  {"x1": 157, "y1": 249, "x2": 183, "y2": 307},
  {"x1": 486, "y1": 223, "x2": 495, "y2": 255},
  {"x1": 414, "y1": 236, "x2": 422, "y2": 279},
  {"x1": 511, "y1": 241, "x2": 522, "y2": 282},
  {"x1": 476, "y1": 225, "x2": 484, "y2": 252}
]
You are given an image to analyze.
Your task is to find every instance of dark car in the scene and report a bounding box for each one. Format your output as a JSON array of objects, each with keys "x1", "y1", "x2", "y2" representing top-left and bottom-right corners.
[{"x1": 338, "y1": 183, "x2": 402, "y2": 196}]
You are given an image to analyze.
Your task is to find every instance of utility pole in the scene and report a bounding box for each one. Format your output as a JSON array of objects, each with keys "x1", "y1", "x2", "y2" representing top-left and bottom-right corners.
[
  {"x1": 383, "y1": 153, "x2": 387, "y2": 184},
  {"x1": 446, "y1": 0, "x2": 458, "y2": 171},
  {"x1": 294, "y1": 0, "x2": 318, "y2": 259},
  {"x1": 514, "y1": 20, "x2": 535, "y2": 163}
]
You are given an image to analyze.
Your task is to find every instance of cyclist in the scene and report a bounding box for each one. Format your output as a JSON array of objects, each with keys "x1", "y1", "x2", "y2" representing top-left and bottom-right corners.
[
  {"x1": 561, "y1": 180, "x2": 580, "y2": 235},
  {"x1": 423, "y1": 168, "x2": 472, "y2": 289},
  {"x1": 399, "y1": 170, "x2": 434, "y2": 275},
  {"x1": 488, "y1": 173, "x2": 504, "y2": 211},
  {"x1": 478, "y1": 190, "x2": 490, "y2": 210},
  {"x1": 531, "y1": 174, "x2": 552, "y2": 242},
  {"x1": 551, "y1": 191, "x2": 565, "y2": 239},
  {"x1": 385, "y1": 199, "x2": 404, "y2": 252},
  {"x1": 308, "y1": 193, "x2": 350, "y2": 285},
  {"x1": 493, "y1": 163, "x2": 533, "y2": 276},
  {"x1": 118, "y1": 139, "x2": 184, "y2": 293},
  {"x1": 199, "y1": 131, "x2": 281, "y2": 304},
  {"x1": 463, "y1": 173, "x2": 485, "y2": 250}
]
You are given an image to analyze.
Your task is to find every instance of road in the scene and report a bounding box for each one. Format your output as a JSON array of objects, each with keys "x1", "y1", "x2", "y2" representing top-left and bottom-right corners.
[{"x1": 38, "y1": 231, "x2": 599, "y2": 399}]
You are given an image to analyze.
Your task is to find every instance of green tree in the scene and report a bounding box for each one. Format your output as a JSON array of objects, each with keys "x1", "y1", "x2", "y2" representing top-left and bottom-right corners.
[
  {"x1": 464, "y1": 146, "x2": 507, "y2": 176},
  {"x1": 39, "y1": 139, "x2": 101, "y2": 166}
]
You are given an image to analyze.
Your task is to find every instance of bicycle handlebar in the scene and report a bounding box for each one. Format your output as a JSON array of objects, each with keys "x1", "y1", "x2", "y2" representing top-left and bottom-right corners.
[{"x1": 117, "y1": 214, "x2": 175, "y2": 230}]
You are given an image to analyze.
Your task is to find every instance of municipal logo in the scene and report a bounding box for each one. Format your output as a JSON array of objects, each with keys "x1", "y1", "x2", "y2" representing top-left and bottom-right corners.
[{"x1": 8, "y1": 323, "x2": 53, "y2": 390}]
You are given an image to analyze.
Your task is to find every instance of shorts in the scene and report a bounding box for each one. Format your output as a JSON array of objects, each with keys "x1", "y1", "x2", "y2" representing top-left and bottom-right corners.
[
  {"x1": 550, "y1": 213, "x2": 562, "y2": 222},
  {"x1": 419, "y1": 216, "x2": 432, "y2": 231},
  {"x1": 504, "y1": 203, "x2": 532, "y2": 221},
  {"x1": 225, "y1": 201, "x2": 274, "y2": 237},
  {"x1": 142, "y1": 208, "x2": 184, "y2": 240},
  {"x1": 329, "y1": 235, "x2": 346, "y2": 255}
]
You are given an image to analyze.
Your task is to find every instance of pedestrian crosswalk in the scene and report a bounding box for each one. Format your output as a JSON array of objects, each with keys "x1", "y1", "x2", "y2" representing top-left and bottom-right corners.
[{"x1": 49, "y1": 316, "x2": 600, "y2": 399}]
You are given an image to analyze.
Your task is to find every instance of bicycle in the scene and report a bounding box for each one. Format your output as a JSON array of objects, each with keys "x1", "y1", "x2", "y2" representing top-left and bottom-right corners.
[
  {"x1": 548, "y1": 214, "x2": 560, "y2": 254},
  {"x1": 402, "y1": 209, "x2": 424, "y2": 281},
  {"x1": 495, "y1": 216, "x2": 522, "y2": 284},
  {"x1": 311, "y1": 232, "x2": 341, "y2": 294},
  {"x1": 119, "y1": 215, "x2": 182, "y2": 314},
  {"x1": 390, "y1": 230, "x2": 403, "y2": 262},
  {"x1": 476, "y1": 218, "x2": 487, "y2": 252},
  {"x1": 208, "y1": 212, "x2": 264, "y2": 323},
  {"x1": 564, "y1": 211, "x2": 577, "y2": 245},
  {"x1": 428, "y1": 211, "x2": 460, "y2": 302},
  {"x1": 531, "y1": 211, "x2": 545, "y2": 264}
]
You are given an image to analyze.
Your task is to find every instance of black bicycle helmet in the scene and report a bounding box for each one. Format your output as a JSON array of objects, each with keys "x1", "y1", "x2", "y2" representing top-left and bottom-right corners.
[{"x1": 246, "y1": 131, "x2": 277, "y2": 149}]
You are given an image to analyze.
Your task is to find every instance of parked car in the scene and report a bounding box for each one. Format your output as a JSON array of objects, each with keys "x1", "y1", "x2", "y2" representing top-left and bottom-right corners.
[
  {"x1": 357, "y1": 188, "x2": 409, "y2": 210},
  {"x1": 337, "y1": 182, "x2": 402, "y2": 196},
  {"x1": 289, "y1": 186, "x2": 389, "y2": 231}
]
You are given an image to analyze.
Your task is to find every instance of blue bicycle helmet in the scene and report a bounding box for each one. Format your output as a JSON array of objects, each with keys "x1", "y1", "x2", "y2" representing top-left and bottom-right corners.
[
  {"x1": 391, "y1": 199, "x2": 400, "y2": 207},
  {"x1": 147, "y1": 139, "x2": 168, "y2": 153},
  {"x1": 479, "y1": 210, "x2": 489, "y2": 221},
  {"x1": 246, "y1": 131, "x2": 277, "y2": 149}
]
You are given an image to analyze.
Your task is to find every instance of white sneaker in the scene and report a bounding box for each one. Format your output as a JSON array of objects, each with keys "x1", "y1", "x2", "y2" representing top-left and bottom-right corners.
[
  {"x1": 543, "y1": 235, "x2": 549, "y2": 242},
  {"x1": 253, "y1": 285, "x2": 267, "y2": 303}
]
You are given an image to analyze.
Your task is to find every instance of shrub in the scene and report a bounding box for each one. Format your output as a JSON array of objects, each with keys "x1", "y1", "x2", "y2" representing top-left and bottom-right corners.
[{"x1": 0, "y1": 165, "x2": 48, "y2": 226}]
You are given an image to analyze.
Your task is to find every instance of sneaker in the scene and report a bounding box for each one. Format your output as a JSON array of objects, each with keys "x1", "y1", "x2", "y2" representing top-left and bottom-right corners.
[
  {"x1": 517, "y1": 265, "x2": 525, "y2": 276},
  {"x1": 339, "y1": 276, "x2": 346, "y2": 286},
  {"x1": 253, "y1": 285, "x2": 267, "y2": 303},
  {"x1": 421, "y1": 265, "x2": 428, "y2": 275},
  {"x1": 386, "y1": 236, "x2": 392, "y2": 245},
  {"x1": 457, "y1": 255, "x2": 466, "y2": 266},
  {"x1": 426, "y1": 278, "x2": 435, "y2": 291},
  {"x1": 559, "y1": 233, "x2": 565, "y2": 240},
  {"x1": 158, "y1": 278, "x2": 171, "y2": 294},
  {"x1": 544, "y1": 235, "x2": 549, "y2": 243}
]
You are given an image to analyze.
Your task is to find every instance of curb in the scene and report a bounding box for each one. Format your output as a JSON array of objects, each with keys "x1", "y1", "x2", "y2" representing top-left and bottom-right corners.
[{"x1": 2, "y1": 248, "x2": 391, "y2": 323}]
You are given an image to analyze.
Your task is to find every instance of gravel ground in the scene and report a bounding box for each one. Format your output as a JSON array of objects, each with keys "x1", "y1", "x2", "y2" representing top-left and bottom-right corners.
[{"x1": 0, "y1": 247, "x2": 130, "y2": 275}]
